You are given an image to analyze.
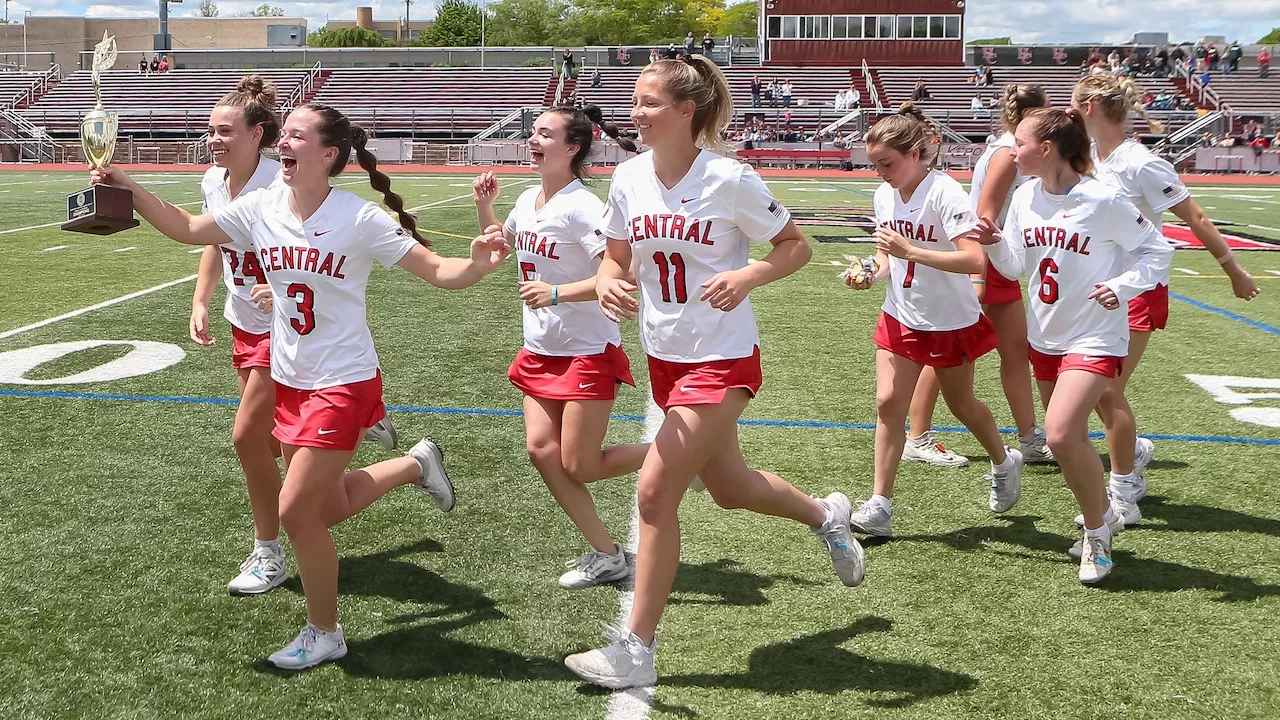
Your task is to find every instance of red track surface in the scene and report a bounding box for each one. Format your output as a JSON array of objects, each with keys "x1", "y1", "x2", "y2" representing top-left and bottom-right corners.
[{"x1": 7, "y1": 163, "x2": 1280, "y2": 185}]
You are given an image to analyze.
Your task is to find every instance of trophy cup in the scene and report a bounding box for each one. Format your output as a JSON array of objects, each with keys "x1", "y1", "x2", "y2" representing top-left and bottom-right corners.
[
  {"x1": 839, "y1": 255, "x2": 881, "y2": 285},
  {"x1": 61, "y1": 32, "x2": 138, "y2": 235}
]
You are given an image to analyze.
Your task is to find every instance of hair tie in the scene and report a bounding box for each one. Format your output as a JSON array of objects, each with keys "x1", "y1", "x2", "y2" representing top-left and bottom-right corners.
[{"x1": 1065, "y1": 107, "x2": 1077, "y2": 118}]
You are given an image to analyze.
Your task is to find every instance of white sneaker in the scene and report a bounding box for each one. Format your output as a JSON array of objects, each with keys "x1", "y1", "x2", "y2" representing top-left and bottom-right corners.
[
  {"x1": 559, "y1": 547, "x2": 628, "y2": 589},
  {"x1": 1078, "y1": 531, "x2": 1115, "y2": 584},
  {"x1": 227, "y1": 545, "x2": 287, "y2": 596},
  {"x1": 901, "y1": 431, "x2": 969, "y2": 468},
  {"x1": 1073, "y1": 493, "x2": 1141, "y2": 533},
  {"x1": 564, "y1": 623, "x2": 657, "y2": 689},
  {"x1": 1131, "y1": 437, "x2": 1155, "y2": 500},
  {"x1": 849, "y1": 499, "x2": 893, "y2": 537},
  {"x1": 812, "y1": 493, "x2": 866, "y2": 587},
  {"x1": 363, "y1": 417, "x2": 398, "y2": 451},
  {"x1": 266, "y1": 624, "x2": 347, "y2": 670},
  {"x1": 1018, "y1": 428, "x2": 1056, "y2": 464},
  {"x1": 408, "y1": 438, "x2": 455, "y2": 512},
  {"x1": 987, "y1": 448, "x2": 1024, "y2": 514},
  {"x1": 1070, "y1": 504, "x2": 1127, "y2": 558}
]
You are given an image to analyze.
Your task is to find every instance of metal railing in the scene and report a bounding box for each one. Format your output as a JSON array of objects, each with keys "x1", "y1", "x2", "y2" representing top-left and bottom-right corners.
[
  {"x1": 471, "y1": 107, "x2": 530, "y2": 143},
  {"x1": 0, "y1": 107, "x2": 60, "y2": 161},
  {"x1": 861, "y1": 59, "x2": 882, "y2": 111},
  {"x1": 553, "y1": 73, "x2": 567, "y2": 106},
  {"x1": 182, "y1": 133, "x2": 211, "y2": 164},
  {"x1": 819, "y1": 109, "x2": 863, "y2": 136},
  {"x1": 282, "y1": 62, "x2": 322, "y2": 111}
]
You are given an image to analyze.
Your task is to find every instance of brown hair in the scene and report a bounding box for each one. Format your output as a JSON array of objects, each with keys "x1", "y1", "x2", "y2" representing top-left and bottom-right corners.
[
  {"x1": 545, "y1": 104, "x2": 637, "y2": 182},
  {"x1": 1000, "y1": 83, "x2": 1049, "y2": 134},
  {"x1": 865, "y1": 102, "x2": 941, "y2": 168},
  {"x1": 295, "y1": 103, "x2": 428, "y2": 248},
  {"x1": 638, "y1": 55, "x2": 733, "y2": 152},
  {"x1": 215, "y1": 75, "x2": 280, "y2": 150},
  {"x1": 1072, "y1": 73, "x2": 1165, "y2": 134},
  {"x1": 1024, "y1": 107, "x2": 1093, "y2": 175}
]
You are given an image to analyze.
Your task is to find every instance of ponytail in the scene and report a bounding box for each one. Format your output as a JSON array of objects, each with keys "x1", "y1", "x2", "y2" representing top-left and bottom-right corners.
[
  {"x1": 351, "y1": 125, "x2": 429, "y2": 248},
  {"x1": 1072, "y1": 74, "x2": 1164, "y2": 134},
  {"x1": 639, "y1": 55, "x2": 734, "y2": 152},
  {"x1": 546, "y1": 103, "x2": 636, "y2": 183},
  {"x1": 581, "y1": 104, "x2": 637, "y2": 153},
  {"x1": 1026, "y1": 107, "x2": 1093, "y2": 175},
  {"x1": 866, "y1": 102, "x2": 942, "y2": 169},
  {"x1": 1000, "y1": 83, "x2": 1049, "y2": 135}
]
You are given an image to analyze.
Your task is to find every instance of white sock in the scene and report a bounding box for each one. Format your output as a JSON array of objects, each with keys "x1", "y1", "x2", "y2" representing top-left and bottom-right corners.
[
  {"x1": 1084, "y1": 522, "x2": 1112, "y2": 539},
  {"x1": 1110, "y1": 471, "x2": 1134, "y2": 484},
  {"x1": 1102, "y1": 506, "x2": 1118, "y2": 527},
  {"x1": 868, "y1": 494, "x2": 892, "y2": 513},
  {"x1": 992, "y1": 448, "x2": 1015, "y2": 472},
  {"x1": 1019, "y1": 427, "x2": 1042, "y2": 442},
  {"x1": 907, "y1": 433, "x2": 929, "y2": 445},
  {"x1": 255, "y1": 537, "x2": 282, "y2": 553}
]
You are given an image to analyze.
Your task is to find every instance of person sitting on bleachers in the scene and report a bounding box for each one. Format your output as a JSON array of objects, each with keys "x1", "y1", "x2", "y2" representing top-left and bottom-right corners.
[
  {"x1": 149, "y1": 55, "x2": 160, "y2": 74},
  {"x1": 648, "y1": 48, "x2": 660, "y2": 64},
  {"x1": 910, "y1": 78, "x2": 931, "y2": 102},
  {"x1": 590, "y1": 68, "x2": 602, "y2": 88},
  {"x1": 1259, "y1": 47, "x2": 1271, "y2": 78},
  {"x1": 138, "y1": 57, "x2": 148, "y2": 75},
  {"x1": 849, "y1": 85, "x2": 861, "y2": 108},
  {"x1": 834, "y1": 89, "x2": 847, "y2": 112},
  {"x1": 970, "y1": 95, "x2": 984, "y2": 119},
  {"x1": 158, "y1": 55, "x2": 170, "y2": 73}
]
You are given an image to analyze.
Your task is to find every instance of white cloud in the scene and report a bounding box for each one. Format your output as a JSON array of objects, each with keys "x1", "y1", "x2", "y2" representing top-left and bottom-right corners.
[{"x1": 965, "y1": 0, "x2": 1280, "y2": 45}]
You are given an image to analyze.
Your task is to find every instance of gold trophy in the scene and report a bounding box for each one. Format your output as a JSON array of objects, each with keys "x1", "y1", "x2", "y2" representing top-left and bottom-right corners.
[{"x1": 62, "y1": 32, "x2": 138, "y2": 234}]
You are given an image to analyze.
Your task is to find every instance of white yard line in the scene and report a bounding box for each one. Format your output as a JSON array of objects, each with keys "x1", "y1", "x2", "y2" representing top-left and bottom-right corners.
[
  {"x1": 0, "y1": 275, "x2": 198, "y2": 341},
  {"x1": 0, "y1": 220, "x2": 65, "y2": 236},
  {"x1": 1266, "y1": 270, "x2": 1280, "y2": 277},
  {"x1": 42, "y1": 245, "x2": 68, "y2": 252},
  {"x1": 1174, "y1": 267, "x2": 1200, "y2": 275},
  {"x1": 406, "y1": 179, "x2": 536, "y2": 213},
  {"x1": 113, "y1": 247, "x2": 137, "y2": 253}
]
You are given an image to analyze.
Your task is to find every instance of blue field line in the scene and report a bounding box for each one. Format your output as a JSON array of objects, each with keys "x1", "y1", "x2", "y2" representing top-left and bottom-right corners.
[
  {"x1": 1170, "y1": 292, "x2": 1280, "y2": 336},
  {"x1": 1, "y1": 387, "x2": 1277, "y2": 446}
]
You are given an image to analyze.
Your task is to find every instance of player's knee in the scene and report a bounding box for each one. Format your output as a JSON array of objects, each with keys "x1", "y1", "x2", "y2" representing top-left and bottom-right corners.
[
  {"x1": 635, "y1": 473, "x2": 679, "y2": 524},
  {"x1": 278, "y1": 497, "x2": 317, "y2": 536},
  {"x1": 876, "y1": 388, "x2": 908, "y2": 421},
  {"x1": 1043, "y1": 422, "x2": 1077, "y2": 454},
  {"x1": 525, "y1": 438, "x2": 561, "y2": 469},
  {"x1": 561, "y1": 450, "x2": 599, "y2": 484}
]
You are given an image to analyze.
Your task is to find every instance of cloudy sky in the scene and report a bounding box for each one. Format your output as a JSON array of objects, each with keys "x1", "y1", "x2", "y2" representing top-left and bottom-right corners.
[{"x1": 4, "y1": 0, "x2": 1278, "y2": 45}]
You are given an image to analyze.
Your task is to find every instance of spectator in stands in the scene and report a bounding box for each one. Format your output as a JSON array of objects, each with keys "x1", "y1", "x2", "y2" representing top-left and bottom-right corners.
[
  {"x1": 648, "y1": 48, "x2": 660, "y2": 64},
  {"x1": 158, "y1": 55, "x2": 170, "y2": 73},
  {"x1": 970, "y1": 95, "x2": 984, "y2": 119},
  {"x1": 590, "y1": 68, "x2": 602, "y2": 88},
  {"x1": 665, "y1": 44, "x2": 678, "y2": 60},
  {"x1": 1154, "y1": 45, "x2": 1170, "y2": 76},
  {"x1": 561, "y1": 48, "x2": 575, "y2": 77},
  {"x1": 684, "y1": 32, "x2": 696, "y2": 57},
  {"x1": 1170, "y1": 43, "x2": 1187, "y2": 67},
  {"x1": 1193, "y1": 40, "x2": 1207, "y2": 68},
  {"x1": 849, "y1": 85, "x2": 861, "y2": 108},
  {"x1": 834, "y1": 89, "x2": 847, "y2": 111},
  {"x1": 149, "y1": 54, "x2": 160, "y2": 73},
  {"x1": 1207, "y1": 43, "x2": 1220, "y2": 71},
  {"x1": 1226, "y1": 40, "x2": 1242, "y2": 75},
  {"x1": 751, "y1": 75, "x2": 762, "y2": 107},
  {"x1": 1108, "y1": 49, "x2": 1121, "y2": 72},
  {"x1": 1259, "y1": 47, "x2": 1271, "y2": 78},
  {"x1": 766, "y1": 78, "x2": 777, "y2": 107},
  {"x1": 702, "y1": 32, "x2": 715, "y2": 57},
  {"x1": 781, "y1": 79, "x2": 793, "y2": 108},
  {"x1": 1201, "y1": 67, "x2": 1212, "y2": 87},
  {"x1": 138, "y1": 57, "x2": 148, "y2": 75},
  {"x1": 783, "y1": 107, "x2": 793, "y2": 131},
  {"x1": 910, "y1": 78, "x2": 931, "y2": 102}
]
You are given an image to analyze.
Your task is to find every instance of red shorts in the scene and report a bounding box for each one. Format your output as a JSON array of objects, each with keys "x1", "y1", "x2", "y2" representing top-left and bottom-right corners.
[
  {"x1": 983, "y1": 259, "x2": 1023, "y2": 306},
  {"x1": 647, "y1": 346, "x2": 763, "y2": 412},
  {"x1": 230, "y1": 326, "x2": 271, "y2": 370},
  {"x1": 272, "y1": 372, "x2": 386, "y2": 451},
  {"x1": 1029, "y1": 348, "x2": 1124, "y2": 382},
  {"x1": 873, "y1": 312, "x2": 998, "y2": 368},
  {"x1": 1128, "y1": 284, "x2": 1169, "y2": 332},
  {"x1": 508, "y1": 344, "x2": 636, "y2": 401}
]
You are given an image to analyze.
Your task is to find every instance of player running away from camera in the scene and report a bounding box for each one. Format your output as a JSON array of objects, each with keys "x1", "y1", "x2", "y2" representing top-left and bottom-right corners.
[
  {"x1": 978, "y1": 107, "x2": 1172, "y2": 583},
  {"x1": 563, "y1": 54, "x2": 865, "y2": 691},
  {"x1": 1072, "y1": 74, "x2": 1258, "y2": 523},
  {"x1": 189, "y1": 75, "x2": 397, "y2": 599},
  {"x1": 472, "y1": 105, "x2": 650, "y2": 590},
  {"x1": 91, "y1": 103, "x2": 510, "y2": 670},
  {"x1": 903, "y1": 84, "x2": 1056, "y2": 471},
  {"x1": 844, "y1": 103, "x2": 1025, "y2": 537}
]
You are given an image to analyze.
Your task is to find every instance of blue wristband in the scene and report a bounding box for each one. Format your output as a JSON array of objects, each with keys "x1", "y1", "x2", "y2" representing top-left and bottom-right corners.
[{"x1": 551, "y1": 285, "x2": 559, "y2": 305}]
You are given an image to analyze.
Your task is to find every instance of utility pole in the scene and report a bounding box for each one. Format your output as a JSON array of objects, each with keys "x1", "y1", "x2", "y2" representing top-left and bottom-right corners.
[{"x1": 404, "y1": 0, "x2": 411, "y2": 41}]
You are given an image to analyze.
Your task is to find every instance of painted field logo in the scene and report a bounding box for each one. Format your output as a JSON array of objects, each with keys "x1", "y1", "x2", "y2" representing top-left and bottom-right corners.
[
  {"x1": 1185, "y1": 374, "x2": 1280, "y2": 429},
  {"x1": 0, "y1": 340, "x2": 185, "y2": 385}
]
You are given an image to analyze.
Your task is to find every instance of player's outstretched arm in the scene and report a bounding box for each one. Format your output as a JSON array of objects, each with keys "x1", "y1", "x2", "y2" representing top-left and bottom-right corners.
[
  {"x1": 1168, "y1": 198, "x2": 1259, "y2": 300},
  {"x1": 90, "y1": 166, "x2": 230, "y2": 246},
  {"x1": 396, "y1": 224, "x2": 510, "y2": 289}
]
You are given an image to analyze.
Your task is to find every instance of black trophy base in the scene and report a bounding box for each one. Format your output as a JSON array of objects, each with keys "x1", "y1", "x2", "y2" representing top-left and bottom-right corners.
[{"x1": 62, "y1": 185, "x2": 140, "y2": 235}]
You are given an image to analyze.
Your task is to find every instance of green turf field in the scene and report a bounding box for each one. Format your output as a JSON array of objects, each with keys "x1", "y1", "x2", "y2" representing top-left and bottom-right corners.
[{"x1": 1, "y1": 170, "x2": 1278, "y2": 720}]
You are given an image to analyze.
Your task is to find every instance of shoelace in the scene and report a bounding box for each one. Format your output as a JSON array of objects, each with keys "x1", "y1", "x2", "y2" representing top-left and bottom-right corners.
[
  {"x1": 239, "y1": 548, "x2": 278, "y2": 573},
  {"x1": 565, "y1": 551, "x2": 609, "y2": 572},
  {"x1": 292, "y1": 625, "x2": 320, "y2": 655},
  {"x1": 1083, "y1": 535, "x2": 1109, "y2": 562}
]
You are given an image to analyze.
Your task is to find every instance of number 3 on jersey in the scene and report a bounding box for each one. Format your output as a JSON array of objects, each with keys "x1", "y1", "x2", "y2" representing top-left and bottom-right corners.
[
  {"x1": 286, "y1": 283, "x2": 316, "y2": 335},
  {"x1": 653, "y1": 252, "x2": 688, "y2": 304}
]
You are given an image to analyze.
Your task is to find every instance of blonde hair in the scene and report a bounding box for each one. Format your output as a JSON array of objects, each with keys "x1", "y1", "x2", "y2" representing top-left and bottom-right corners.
[
  {"x1": 1025, "y1": 107, "x2": 1094, "y2": 175},
  {"x1": 865, "y1": 102, "x2": 941, "y2": 168},
  {"x1": 1000, "y1": 83, "x2": 1049, "y2": 134},
  {"x1": 639, "y1": 55, "x2": 734, "y2": 153},
  {"x1": 1072, "y1": 73, "x2": 1165, "y2": 134},
  {"x1": 215, "y1": 75, "x2": 280, "y2": 150}
]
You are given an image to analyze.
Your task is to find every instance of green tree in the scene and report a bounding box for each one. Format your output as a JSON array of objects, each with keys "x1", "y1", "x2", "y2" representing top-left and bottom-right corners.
[
  {"x1": 419, "y1": 0, "x2": 483, "y2": 47},
  {"x1": 720, "y1": 1, "x2": 757, "y2": 38},
  {"x1": 967, "y1": 36, "x2": 1011, "y2": 45},
  {"x1": 249, "y1": 4, "x2": 285, "y2": 16},
  {"x1": 486, "y1": 0, "x2": 576, "y2": 46},
  {"x1": 307, "y1": 27, "x2": 388, "y2": 47},
  {"x1": 571, "y1": 0, "x2": 709, "y2": 45},
  {"x1": 198, "y1": 0, "x2": 219, "y2": 18},
  {"x1": 1259, "y1": 28, "x2": 1280, "y2": 45}
]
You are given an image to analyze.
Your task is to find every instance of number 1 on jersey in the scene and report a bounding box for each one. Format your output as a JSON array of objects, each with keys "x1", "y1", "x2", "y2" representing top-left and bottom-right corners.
[
  {"x1": 903, "y1": 260, "x2": 917, "y2": 288},
  {"x1": 652, "y1": 251, "x2": 688, "y2": 304}
]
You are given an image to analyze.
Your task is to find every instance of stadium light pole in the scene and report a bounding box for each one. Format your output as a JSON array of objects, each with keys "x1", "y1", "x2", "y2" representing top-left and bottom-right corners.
[
  {"x1": 22, "y1": 10, "x2": 30, "y2": 69},
  {"x1": 480, "y1": 0, "x2": 486, "y2": 69}
]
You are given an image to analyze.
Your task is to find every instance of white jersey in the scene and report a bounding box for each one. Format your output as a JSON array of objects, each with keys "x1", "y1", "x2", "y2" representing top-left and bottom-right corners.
[
  {"x1": 990, "y1": 176, "x2": 1173, "y2": 356},
  {"x1": 212, "y1": 184, "x2": 418, "y2": 389},
  {"x1": 602, "y1": 150, "x2": 789, "y2": 362},
  {"x1": 1091, "y1": 139, "x2": 1189, "y2": 287},
  {"x1": 201, "y1": 156, "x2": 281, "y2": 334},
  {"x1": 969, "y1": 132, "x2": 1027, "y2": 227},
  {"x1": 504, "y1": 180, "x2": 620, "y2": 356},
  {"x1": 873, "y1": 170, "x2": 982, "y2": 332}
]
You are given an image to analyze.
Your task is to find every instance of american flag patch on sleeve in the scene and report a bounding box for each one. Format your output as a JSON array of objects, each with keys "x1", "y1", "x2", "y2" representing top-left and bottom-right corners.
[
  {"x1": 953, "y1": 210, "x2": 975, "y2": 223},
  {"x1": 1162, "y1": 184, "x2": 1183, "y2": 197},
  {"x1": 768, "y1": 200, "x2": 784, "y2": 217},
  {"x1": 593, "y1": 228, "x2": 604, "y2": 238},
  {"x1": 1137, "y1": 215, "x2": 1149, "y2": 227}
]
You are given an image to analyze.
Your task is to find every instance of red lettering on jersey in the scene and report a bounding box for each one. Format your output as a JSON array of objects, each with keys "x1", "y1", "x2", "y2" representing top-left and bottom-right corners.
[
  {"x1": 1024, "y1": 227, "x2": 1092, "y2": 255},
  {"x1": 644, "y1": 215, "x2": 659, "y2": 239},
  {"x1": 535, "y1": 237, "x2": 548, "y2": 256},
  {"x1": 701, "y1": 220, "x2": 713, "y2": 245},
  {"x1": 282, "y1": 247, "x2": 296, "y2": 270},
  {"x1": 304, "y1": 248, "x2": 321, "y2": 273},
  {"x1": 1065, "y1": 233, "x2": 1079, "y2": 253},
  {"x1": 269, "y1": 246, "x2": 281, "y2": 270},
  {"x1": 333, "y1": 255, "x2": 347, "y2": 279},
  {"x1": 547, "y1": 242, "x2": 559, "y2": 260},
  {"x1": 629, "y1": 217, "x2": 643, "y2": 244},
  {"x1": 629, "y1": 214, "x2": 715, "y2": 246},
  {"x1": 1077, "y1": 236, "x2": 1091, "y2": 255},
  {"x1": 670, "y1": 214, "x2": 686, "y2": 239},
  {"x1": 683, "y1": 218, "x2": 701, "y2": 244},
  {"x1": 317, "y1": 252, "x2": 335, "y2": 276}
]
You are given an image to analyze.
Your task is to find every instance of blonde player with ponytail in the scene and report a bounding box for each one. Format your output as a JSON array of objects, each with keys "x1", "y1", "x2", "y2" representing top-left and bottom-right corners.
[
  {"x1": 844, "y1": 103, "x2": 1025, "y2": 539},
  {"x1": 90, "y1": 103, "x2": 511, "y2": 670},
  {"x1": 564, "y1": 55, "x2": 865, "y2": 690},
  {"x1": 1072, "y1": 74, "x2": 1258, "y2": 520}
]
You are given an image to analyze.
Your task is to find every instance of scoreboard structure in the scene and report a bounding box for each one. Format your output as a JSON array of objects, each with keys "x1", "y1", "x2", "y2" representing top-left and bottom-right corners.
[{"x1": 760, "y1": 0, "x2": 967, "y2": 66}]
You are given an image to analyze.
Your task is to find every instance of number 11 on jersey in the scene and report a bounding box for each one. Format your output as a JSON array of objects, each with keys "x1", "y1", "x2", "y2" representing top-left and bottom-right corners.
[{"x1": 653, "y1": 251, "x2": 687, "y2": 304}]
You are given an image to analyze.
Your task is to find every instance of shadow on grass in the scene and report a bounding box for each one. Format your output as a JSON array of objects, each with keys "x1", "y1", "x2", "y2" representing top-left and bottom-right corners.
[
  {"x1": 670, "y1": 559, "x2": 821, "y2": 607},
  {"x1": 662, "y1": 616, "x2": 977, "y2": 708},
  {"x1": 1136, "y1": 495, "x2": 1280, "y2": 537}
]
